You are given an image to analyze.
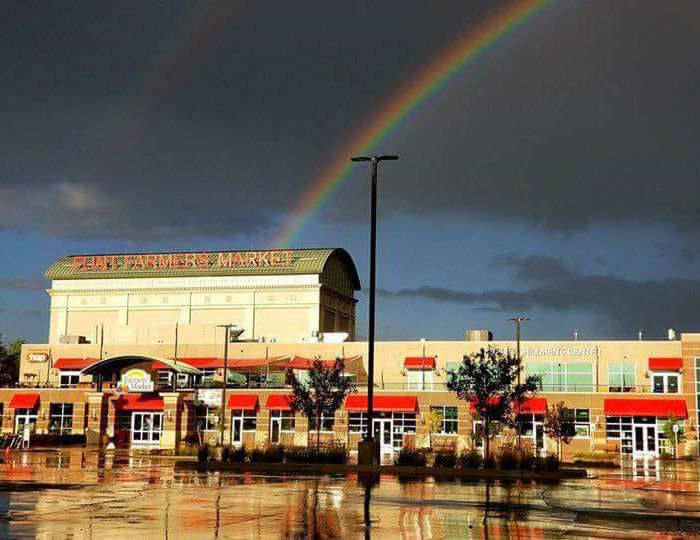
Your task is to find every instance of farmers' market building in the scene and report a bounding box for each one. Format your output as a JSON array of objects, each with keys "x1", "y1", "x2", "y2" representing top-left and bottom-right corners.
[{"x1": 3, "y1": 248, "x2": 700, "y2": 460}]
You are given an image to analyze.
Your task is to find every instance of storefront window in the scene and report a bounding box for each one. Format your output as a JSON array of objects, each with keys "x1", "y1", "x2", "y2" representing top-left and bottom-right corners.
[
  {"x1": 14, "y1": 408, "x2": 38, "y2": 434},
  {"x1": 59, "y1": 371, "x2": 80, "y2": 388},
  {"x1": 49, "y1": 403, "x2": 74, "y2": 434},
  {"x1": 270, "y1": 410, "x2": 295, "y2": 431},
  {"x1": 231, "y1": 409, "x2": 257, "y2": 431},
  {"x1": 526, "y1": 362, "x2": 593, "y2": 392},
  {"x1": 348, "y1": 412, "x2": 368, "y2": 434},
  {"x1": 566, "y1": 408, "x2": 590, "y2": 437},
  {"x1": 652, "y1": 372, "x2": 680, "y2": 394},
  {"x1": 194, "y1": 406, "x2": 218, "y2": 432},
  {"x1": 605, "y1": 416, "x2": 633, "y2": 453},
  {"x1": 407, "y1": 370, "x2": 433, "y2": 391},
  {"x1": 157, "y1": 370, "x2": 173, "y2": 390},
  {"x1": 429, "y1": 406, "x2": 458, "y2": 434},
  {"x1": 309, "y1": 414, "x2": 335, "y2": 432},
  {"x1": 608, "y1": 362, "x2": 635, "y2": 392}
]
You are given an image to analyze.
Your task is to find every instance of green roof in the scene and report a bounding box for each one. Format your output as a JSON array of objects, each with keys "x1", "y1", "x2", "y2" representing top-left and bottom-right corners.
[{"x1": 45, "y1": 248, "x2": 360, "y2": 290}]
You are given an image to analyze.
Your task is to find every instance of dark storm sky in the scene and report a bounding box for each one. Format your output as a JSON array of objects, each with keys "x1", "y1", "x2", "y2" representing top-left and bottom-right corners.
[{"x1": 1, "y1": 1, "x2": 699, "y2": 343}]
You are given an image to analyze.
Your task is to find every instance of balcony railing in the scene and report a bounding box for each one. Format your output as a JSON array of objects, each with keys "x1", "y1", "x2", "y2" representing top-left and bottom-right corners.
[{"x1": 3, "y1": 381, "x2": 684, "y2": 395}]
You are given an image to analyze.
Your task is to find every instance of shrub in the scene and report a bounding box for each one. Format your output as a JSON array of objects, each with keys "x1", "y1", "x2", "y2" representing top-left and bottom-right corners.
[
  {"x1": 518, "y1": 450, "x2": 535, "y2": 470},
  {"x1": 221, "y1": 445, "x2": 246, "y2": 463},
  {"x1": 532, "y1": 456, "x2": 546, "y2": 471},
  {"x1": 30, "y1": 434, "x2": 86, "y2": 446},
  {"x1": 249, "y1": 445, "x2": 285, "y2": 463},
  {"x1": 458, "y1": 449, "x2": 483, "y2": 469},
  {"x1": 483, "y1": 454, "x2": 496, "y2": 469},
  {"x1": 497, "y1": 446, "x2": 519, "y2": 470},
  {"x1": 433, "y1": 450, "x2": 457, "y2": 468},
  {"x1": 394, "y1": 448, "x2": 427, "y2": 467},
  {"x1": 197, "y1": 445, "x2": 210, "y2": 463},
  {"x1": 284, "y1": 446, "x2": 348, "y2": 464},
  {"x1": 177, "y1": 443, "x2": 199, "y2": 457},
  {"x1": 545, "y1": 453, "x2": 560, "y2": 471}
]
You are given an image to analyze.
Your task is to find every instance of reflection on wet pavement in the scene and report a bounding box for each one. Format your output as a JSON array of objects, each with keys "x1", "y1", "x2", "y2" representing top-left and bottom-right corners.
[{"x1": 0, "y1": 449, "x2": 699, "y2": 538}]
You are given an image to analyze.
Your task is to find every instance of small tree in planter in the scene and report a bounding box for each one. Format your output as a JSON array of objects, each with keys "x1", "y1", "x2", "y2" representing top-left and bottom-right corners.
[
  {"x1": 662, "y1": 416, "x2": 686, "y2": 458},
  {"x1": 448, "y1": 346, "x2": 540, "y2": 462},
  {"x1": 289, "y1": 358, "x2": 355, "y2": 449},
  {"x1": 425, "y1": 408, "x2": 443, "y2": 450},
  {"x1": 543, "y1": 401, "x2": 575, "y2": 461}
]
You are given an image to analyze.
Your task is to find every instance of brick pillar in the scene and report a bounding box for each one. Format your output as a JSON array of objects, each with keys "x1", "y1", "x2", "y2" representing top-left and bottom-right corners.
[
  {"x1": 256, "y1": 408, "x2": 270, "y2": 448},
  {"x1": 295, "y1": 414, "x2": 309, "y2": 447},
  {"x1": 333, "y1": 410, "x2": 349, "y2": 448},
  {"x1": 85, "y1": 392, "x2": 107, "y2": 446},
  {"x1": 72, "y1": 401, "x2": 87, "y2": 436},
  {"x1": 36, "y1": 402, "x2": 50, "y2": 435},
  {"x1": 160, "y1": 393, "x2": 180, "y2": 451}
]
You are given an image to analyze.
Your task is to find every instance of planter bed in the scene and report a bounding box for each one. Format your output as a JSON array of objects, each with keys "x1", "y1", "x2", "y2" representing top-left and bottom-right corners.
[{"x1": 176, "y1": 460, "x2": 587, "y2": 480}]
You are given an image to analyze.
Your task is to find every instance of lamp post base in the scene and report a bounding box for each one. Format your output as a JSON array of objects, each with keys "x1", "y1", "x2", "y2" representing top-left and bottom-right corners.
[{"x1": 358, "y1": 439, "x2": 379, "y2": 466}]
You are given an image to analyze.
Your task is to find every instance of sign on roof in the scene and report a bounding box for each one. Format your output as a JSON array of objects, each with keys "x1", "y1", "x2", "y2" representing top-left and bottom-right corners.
[{"x1": 71, "y1": 251, "x2": 294, "y2": 272}]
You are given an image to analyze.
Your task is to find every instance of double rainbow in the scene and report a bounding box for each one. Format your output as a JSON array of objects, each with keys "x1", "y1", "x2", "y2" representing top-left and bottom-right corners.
[{"x1": 273, "y1": 0, "x2": 558, "y2": 248}]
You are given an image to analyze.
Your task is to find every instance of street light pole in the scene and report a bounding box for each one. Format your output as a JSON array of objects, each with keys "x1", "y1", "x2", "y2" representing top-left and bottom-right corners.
[
  {"x1": 508, "y1": 316, "x2": 530, "y2": 451},
  {"x1": 351, "y1": 154, "x2": 398, "y2": 464},
  {"x1": 216, "y1": 324, "x2": 244, "y2": 446}
]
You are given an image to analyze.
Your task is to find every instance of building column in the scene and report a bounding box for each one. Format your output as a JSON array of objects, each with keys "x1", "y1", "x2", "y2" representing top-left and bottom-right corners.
[
  {"x1": 160, "y1": 392, "x2": 181, "y2": 451},
  {"x1": 85, "y1": 392, "x2": 107, "y2": 446},
  {"x1": 72, "y1": 401, "x2": 87, "y2": 436}
]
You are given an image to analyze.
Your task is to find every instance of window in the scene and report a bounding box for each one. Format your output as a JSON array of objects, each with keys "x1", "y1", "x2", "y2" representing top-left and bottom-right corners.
[
  {"x1": 349, "y1": 412, "x2": 368, "y2": 434},
  {"x1": 231, "y1": 409, "x2": 258, "y2": 431},
  {"x1": 608, "y1": 362, "x2": 636, "y2": 392},
  {"x1": 309, "y1": 413, "x2": 335, "y2": 432},
  {"x1": 194, "y1": 406, "x2": 218, "y2": 432},
  {"x1": 157, "y1": 370, "x2": 173, "y2": 390},
  {"x1": 270, "y1": 410, "x2": 295, "y2": 431},
  {"x1": 49, "y1": 403, "x2": 73, "y2": 434},
  {"x1": 565, "y1": 408, "x2": 590, "y2": 437},
  {"x1": 652, "y1": 372, "x2": 679, "y2": 394},
  {"x1": 526, "y1": 362, "x2": 594, "y2": 392},
  {"x1": 392, "y1": 413, "x2": 417, "y2": 434},
  {"x1": 14, "y1": 408, "x2": 38, "y2": 434},
  {"x1": 605, "y1": 416, "x2": 633, "y2": 453},
  {"x1": 407, "y1": 369, "x2": 433, "y2": 391},
  {"x1": 59, "y1": 371, "x2": 80, "y2": 388},
  {"x1": 429, "y1": 406, "x2": 458, "y2": 434}
]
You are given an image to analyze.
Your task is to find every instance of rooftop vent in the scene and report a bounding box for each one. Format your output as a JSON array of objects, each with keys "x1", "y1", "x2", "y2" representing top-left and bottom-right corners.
[{"x1": 465, "y1": 329, "x2": 493, "y2": 342}]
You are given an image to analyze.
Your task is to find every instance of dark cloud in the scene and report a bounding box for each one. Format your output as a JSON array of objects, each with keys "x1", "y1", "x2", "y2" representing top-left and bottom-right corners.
[
  {"x1": 1, "y1": 2, "x2": 699, "y2": 240},
  {"x1": 0, "y1": 277, "x2": 46, "y2": 291},
  {"x1": 379, "y1": 253, "x2": 700, "y2": 335}
]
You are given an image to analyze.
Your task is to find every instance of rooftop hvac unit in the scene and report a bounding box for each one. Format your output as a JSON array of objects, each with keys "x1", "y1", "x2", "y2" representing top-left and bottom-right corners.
[
  {"x1": 59, "y1": 335, "x2": 89, "y2": 344},
  {"x1": 465, "y1": 329, "x2": 493, "y2": 342}
]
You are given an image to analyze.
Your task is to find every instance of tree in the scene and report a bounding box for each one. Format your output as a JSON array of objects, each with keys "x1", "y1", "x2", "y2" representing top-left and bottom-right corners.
[
  {"x1": 662, "y1": 416, "x2": 686, "y2": 458},
  {"x1": 288, "y1": 358, "x2": 355, "y2": 448},
  {"x1": 425, "y1": 408, "x2": 443, "y2": 449},
  {"x1": 0, "y1": 334, "x2": 22, "y2": 387},
  {"x1": 447, "y1": 346, "x2": 540, "y2": 461},
  {"x1": 543, "y1": 401, "x2": 575, "y2": 460}
]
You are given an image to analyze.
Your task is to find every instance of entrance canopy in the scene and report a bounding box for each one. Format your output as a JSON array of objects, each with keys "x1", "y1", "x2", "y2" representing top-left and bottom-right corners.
[
  {"x1": 604, "y1": 398, "x2": 688, "y2": 418},
  {"x1": 345, "y1": 395, "x2": 418, "y2": 413},
  {"x1": 81, "y1": 355, "x2": 202, "y2": 376},
  {"x1": 115, "y1": 394, "x2": 164, "y2": 411},
  {"x1": 9, "y1": 393, "x2": 40, "y2": 409}
]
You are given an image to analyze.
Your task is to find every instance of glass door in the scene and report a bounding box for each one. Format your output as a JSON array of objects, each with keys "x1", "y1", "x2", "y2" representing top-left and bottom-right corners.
[
  {"x1": 231, "y1": 417, "x2": 243, "y2": 446},
  {"x1": 633, "y1": 424, "x2": 657, "y2": 457},
  {"x1": 131, "y1": 412, "x2": 163, "y2": 448},
  {"x1": 372, "y1": 419, "x2": 393, "y2": 455},
  {"x1": 535, "y1": 423, "x2": 546, "y2": 456},
  {"x1": 270, "y1": 416, "x2": 281, "y2": 444}
]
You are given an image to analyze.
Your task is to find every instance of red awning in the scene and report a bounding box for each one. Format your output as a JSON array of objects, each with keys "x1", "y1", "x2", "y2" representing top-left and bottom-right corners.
[
  {"x1": 9, "y1": 393, "x2": 40, "y2": 409},
  {"x1": 279, "y1": 356, "x2": 340, "y2": 370},
  {"x1": 515, "y1": 398, "x2": 548, "y2": 414},
  {"x1": 54, "y1": 358, "x2": 94, "y2": 370},
  {"x1": 114, "y1": 394, "x2": 164, "y2": 411},
  {"x1": 404, "y1": 357, "x2": 436, "y2": 370},
  {"x1": 345, "y1": 395, "x2": 418, "y2": 413},
  {"x1": 604, "y1": 398, "x2": 688, "y2": 418},
  {"x1": 228, "y1": 359, "x2": 272, "y2": 369},
  {"x1": 265, "y1": 394, "x2": 295, "y2": 410},
  {"x1": 649, "y1": 357, "x2": 683, "y2": 371},
  {"x1": 227, "y1": 394, "x2": 259, "y2": 410}
]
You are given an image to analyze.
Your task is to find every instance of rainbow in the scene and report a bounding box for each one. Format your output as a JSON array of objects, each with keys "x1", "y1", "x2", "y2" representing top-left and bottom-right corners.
[{"x1": 273, "y1": 0, "x2": 558, "y2": 248}]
